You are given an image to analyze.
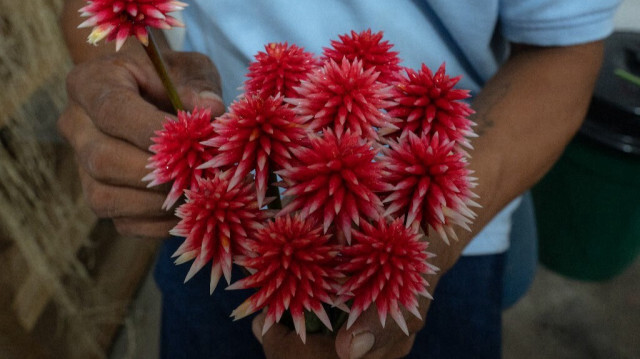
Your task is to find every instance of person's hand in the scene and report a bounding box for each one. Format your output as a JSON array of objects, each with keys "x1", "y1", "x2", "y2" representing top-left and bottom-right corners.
[
  {"x1": 252, "y1": 293, "x2": 434, "y2": 359},
  {"x1": 58, "y1": 47, "x2": 225, "y2": 238}
]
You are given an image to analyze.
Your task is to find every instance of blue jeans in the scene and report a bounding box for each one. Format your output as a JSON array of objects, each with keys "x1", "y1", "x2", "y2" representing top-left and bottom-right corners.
[{"x1": 155, "y1": 237, "x2": 505, "y2": 359}]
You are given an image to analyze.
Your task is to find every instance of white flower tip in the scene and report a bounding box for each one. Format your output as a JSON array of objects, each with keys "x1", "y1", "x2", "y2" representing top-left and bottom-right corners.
[
  {"x1": 230, "y1": 300, "x2": 253, "y2": 321},
  {"x1": 408, "y1": 305, "x2": 422, "y2": 320},
  {"x1": 262, "y1": 314, "x2": 276, "y2": 335},
  {"x1": 172, "y1": 1, "x2": 189, "y2": 8},
  {"x1": 115, "y1": 36, "x2": 127, "y2": 52},
  {"x1": 141, "y1": 172, "x2": 156, "y2": 184},
  {"x1": 161, "y1": 194, "x2": 178, "y2": 211},
  {"x1": 137, "y1": 33, "x2": 150, "y2": 47},
  {"x1": 210, "y1": 267, "x2": 222, "y2": 294},
  {"x1": 77, "y1": 18, "x2": 96, "y2": 29},
  {"x1": 391, "y1": 310, "x2": 409, "y2": 336},
  {"x1": 173, "y1": 250, "x2": 197, "y2": 265},
  {"x1": 86, "y1": 25, "x2": 112, "y2": 45},
  {"x1": 184, "y1": 260, "x2": 206, "y2": 283}
]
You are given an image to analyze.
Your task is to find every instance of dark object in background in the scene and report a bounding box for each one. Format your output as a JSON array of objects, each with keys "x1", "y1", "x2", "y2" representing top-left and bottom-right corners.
[{"x1": 533, "y1": 31, "x2": 640, "y2": 281}]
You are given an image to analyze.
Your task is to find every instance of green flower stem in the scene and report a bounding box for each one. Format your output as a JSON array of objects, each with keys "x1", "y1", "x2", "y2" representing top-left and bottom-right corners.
[
  {"x1": 144, "y1": 29, "x2": 184, "y2": 112},
  {"x1": 615, "y1": 68, "x2": 640, "y2": 88}
]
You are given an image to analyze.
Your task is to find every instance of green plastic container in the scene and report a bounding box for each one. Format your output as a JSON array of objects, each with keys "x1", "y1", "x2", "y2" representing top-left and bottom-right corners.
[
  {"x1": 532, "y1": 32, "x2": 640, "y2": 281},
  {"x1": 532, "y1": 138, "x2": 640, "y2": 281}
]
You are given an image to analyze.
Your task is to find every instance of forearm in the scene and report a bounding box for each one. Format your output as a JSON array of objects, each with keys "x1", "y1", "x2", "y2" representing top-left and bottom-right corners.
[{"x1": 432, "y1": 41, "x2": 604, "y2": 271}]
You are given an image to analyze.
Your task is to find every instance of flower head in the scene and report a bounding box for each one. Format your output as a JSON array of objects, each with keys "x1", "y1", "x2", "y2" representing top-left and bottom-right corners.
[
  {"x1": 199, "y1": 95, "x2": 308, "y2": 207},
  {"x1": 388, "y1": 64, "x2": 475, "y2": 147},
  {"x1": 78, "y1": 0, "x2": 187, "y2": 50},
  {"x1": 170, "y1": 171, "x2": 267, "y2": 294},
  {"x1": 381, "y1": 132, "x2": 478, "y2": 243},
  {"x1": 337, "y1": 218, "x2": 436, "y2": 334},
  {"x1": 143, "y1": 107, "x2": 217, "y2": 210},
  {"x1": 228, "y1": 215, "x2": 342, "y2": 343},
  {"x1": 277, "y1": 129, "x2": 390, "y2": 243},
  {"x1": 289, "y1": 57, "x2": 396, "y2": 140},
  {"x1": 245, "y1": 42, "x2": 319, "y2": 99},
  {"x1": 323, "y1": 29, "x2": 403, "y2": 85}
]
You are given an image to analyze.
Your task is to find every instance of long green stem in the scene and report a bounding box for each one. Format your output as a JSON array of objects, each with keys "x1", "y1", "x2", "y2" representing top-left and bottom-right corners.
[{"x1": 144, "y1": 29, "x2": 184, "y2": 112}]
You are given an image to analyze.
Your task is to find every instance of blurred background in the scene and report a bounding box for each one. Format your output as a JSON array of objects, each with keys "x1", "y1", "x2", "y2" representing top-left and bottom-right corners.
[{"x1": 0, "y1": 1, "x2": 638, "y2": 358}]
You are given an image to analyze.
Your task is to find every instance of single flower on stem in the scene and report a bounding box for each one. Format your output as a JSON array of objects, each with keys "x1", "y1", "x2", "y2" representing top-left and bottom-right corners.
[
  {"x1": 78, "y1": 0, "x2": 187, "y2": 51},
  {"x1": 199, "y1": 95, "x2": 309, "y2": 207},
  {"x1": 388, "y1": 63, "x2": 476, "y2": 148},
  {"x1": 289, "y1": 57, "x2": 396, "y2": 140},
  {"x1": 143, "y1": 107, "x2": 217, "y2": 210},
  {"x1": 228, "y1": 214, "x2": 343, "y2": 343},
  {"x1": 245, "y1": 42, "x2": 320, "y2": 99},
  {"x1": 323, "y1": 29, "x2": 403, "y2": 85},
  {"x1": 337, "y1": 218, "x2": 437, "y2": 335},
  {"x1": 277, "y1": 129, "x2": 391, "y2": 244},
  {"x1": 170, "y1": 170, "x2": 268, "y2": 294},
  {"x1": 381, "y1": 131, "x2": 479, "y2": 243}
]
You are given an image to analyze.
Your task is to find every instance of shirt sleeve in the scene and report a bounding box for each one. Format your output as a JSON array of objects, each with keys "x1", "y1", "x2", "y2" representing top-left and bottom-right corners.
[{"x1": 499, "y1": 0, "x2": 621, "y2": 46}]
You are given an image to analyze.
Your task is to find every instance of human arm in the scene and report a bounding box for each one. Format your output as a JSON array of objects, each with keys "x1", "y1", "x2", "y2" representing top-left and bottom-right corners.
[
  {"x1": 253, "y1": 40, "x2": 604, "y2": 359},
  {"x1": 57, "y1": 0, "x2": 225, "y2": 237}
]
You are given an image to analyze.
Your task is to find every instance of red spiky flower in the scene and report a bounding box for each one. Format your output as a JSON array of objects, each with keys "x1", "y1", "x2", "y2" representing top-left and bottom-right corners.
[
  {"x1": 228, "y1": 215, "x2": 342, "y2": 343},
  {"x1": 79, "y1": 0, "x2": 187, "y2": 51},
  {"x1": 199, "y1": 95, "x2": 308, "y2": 207},
  {"x1": 381, "y1": 132, "x2": 478, "y2": 243},
  {"x1": 323, "y1": 29, "x2": 403, "y2": 85},
  {"x1": 143, "y1": 107, "x2": 217, "y2": 210},
  {"x1": 245, "y1": 42, "x2": 319, "y2": 99},
  {"x1": 170, "y1": 171, "x2": 267, "y2": 294},
  {"x1": 277, "y1": 129, "x2": 390, "y2": 243},
  {"x1": 388, "y1": 64, "x2": 476, "y2": 148},
  {"x1": 289, "y1": 57, "x2": 396, "y2": 140},
  {"x1": 337, "y1": 218, "x2": 437, "y2": 334}
]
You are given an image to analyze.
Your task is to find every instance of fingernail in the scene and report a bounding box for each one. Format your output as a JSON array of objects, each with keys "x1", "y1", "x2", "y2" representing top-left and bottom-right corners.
[
  {"x1": 198, "y1": 90, "x2": 223, "y2": 103},
  {"x1": 350, "y1": 332, "x2": 375, "y2": 359}
]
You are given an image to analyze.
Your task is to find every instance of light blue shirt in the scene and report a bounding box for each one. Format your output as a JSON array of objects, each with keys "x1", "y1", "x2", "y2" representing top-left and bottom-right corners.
[{"x1": 174, "y1": 0, "x2": 619, "y2": 255}]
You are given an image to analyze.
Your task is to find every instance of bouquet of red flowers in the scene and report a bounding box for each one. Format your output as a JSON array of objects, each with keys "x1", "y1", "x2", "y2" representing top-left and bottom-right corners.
[
  {"x1": 79, "y1": 1, "x2": 478, "y2": 343},
  {"x1": 144, "y1": 32, "x2": 478, "y2": 341}
]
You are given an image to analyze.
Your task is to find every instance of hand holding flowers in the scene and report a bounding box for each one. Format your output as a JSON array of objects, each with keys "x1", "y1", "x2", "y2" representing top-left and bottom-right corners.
[
  {"x1": 72, "y1": 2, "x2": 479, "y2": 358},
  {"x1": 144, "y1": 30, "x2": 478, "y2": 344}
]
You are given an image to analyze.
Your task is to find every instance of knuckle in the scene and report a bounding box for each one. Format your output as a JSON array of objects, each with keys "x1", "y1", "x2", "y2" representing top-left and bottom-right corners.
[
  {"x1": 93, "y1": 88, "x2": 133, "y2": 131},
  {"x1": 93, "y1": 88, "x2": 117, "y2": 125},
  {"x1": 84, "y1": 182, "x2": 115, "y2": 218},
  {"x1": 174, "y1": 51, "x2": 221, "y2": 87},
  {"x1": 56, "y1": 106, "x2": 73, "y2": 140},
  {"x1": 113, "y1": 219, "x2": 137, "y2": 237},
  {"x1": 82, "y1": 141, "x2": 110, "y2": 179},
  {"x1": 192, "y1": 52, "x2": 216, "y2": 69},
  {"x1": 65, "y1": 64, "x2": 86, "y2": 96},
  {"x1": 57, "y1": 104, "x2": 87, "y2": 146},
  {"x1": 66, "y1": 59, "x2": 104, "y2": 97}
]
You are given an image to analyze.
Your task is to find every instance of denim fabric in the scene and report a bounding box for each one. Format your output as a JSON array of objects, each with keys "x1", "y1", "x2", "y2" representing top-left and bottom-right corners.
[
  {"x1": 155, "y1": 237, "x2": 505, "y2": 359},
  {"x1": 502, "y1": 192, "x2": 538, "y2": 309},
  {"x1": 407, "y1": 253, "x2": 506, "y2": 359},
  {"x1": 154, "y1": 237, "x2": 265, "y2": 359}
]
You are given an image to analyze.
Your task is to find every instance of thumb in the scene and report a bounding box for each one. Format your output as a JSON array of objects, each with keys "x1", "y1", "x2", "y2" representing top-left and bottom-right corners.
[
  {"x1": 252, "y1": 311, "x2": 338, "y2": 359},
  {"x1": 177, "y1": 86, "x2": 225, "y2": 117},
  {"x1": 335, "y1": 310, "x2": 380, "y2": 359},
  {"x1": 164, "y1": 51, "x2": 226, "y2": 116}
]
